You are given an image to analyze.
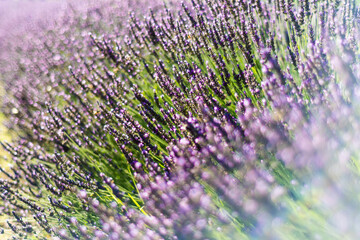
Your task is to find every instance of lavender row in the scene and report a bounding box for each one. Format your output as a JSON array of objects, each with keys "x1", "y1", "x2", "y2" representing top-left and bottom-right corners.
[{"x1": 1, "y1": 0, "x2": 360, "y2": 239}]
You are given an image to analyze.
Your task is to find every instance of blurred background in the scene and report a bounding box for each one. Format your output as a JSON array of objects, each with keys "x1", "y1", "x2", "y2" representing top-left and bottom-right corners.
[
  {"x1": 0, "y1": 0, "x2": 66, "y2": 54},
  {"x1": 0, "y1": 0, "x2": 66, "y2": 166}
]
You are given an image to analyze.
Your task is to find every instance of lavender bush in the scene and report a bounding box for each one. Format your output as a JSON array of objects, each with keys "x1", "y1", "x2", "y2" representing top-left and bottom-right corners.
[{"x1": 1, "y1": 0, "x2": 360, "y2": 239}]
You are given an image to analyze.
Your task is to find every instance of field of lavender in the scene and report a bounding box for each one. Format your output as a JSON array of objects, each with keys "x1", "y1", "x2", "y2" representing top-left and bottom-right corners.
[{"x1": 1, "y1": 0, "x2": 360, "y2": 239}]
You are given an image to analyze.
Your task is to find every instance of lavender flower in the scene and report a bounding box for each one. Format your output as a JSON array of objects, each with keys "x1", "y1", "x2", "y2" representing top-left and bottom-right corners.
[{"x1": 1, "y1": 0, "x2": 360, "y2": 239}]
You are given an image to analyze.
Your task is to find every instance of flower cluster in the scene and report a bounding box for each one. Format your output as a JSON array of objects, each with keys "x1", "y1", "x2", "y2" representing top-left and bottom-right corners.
[{"x1": 1, "y1": 0, "x2": 360, "y2": 239}]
